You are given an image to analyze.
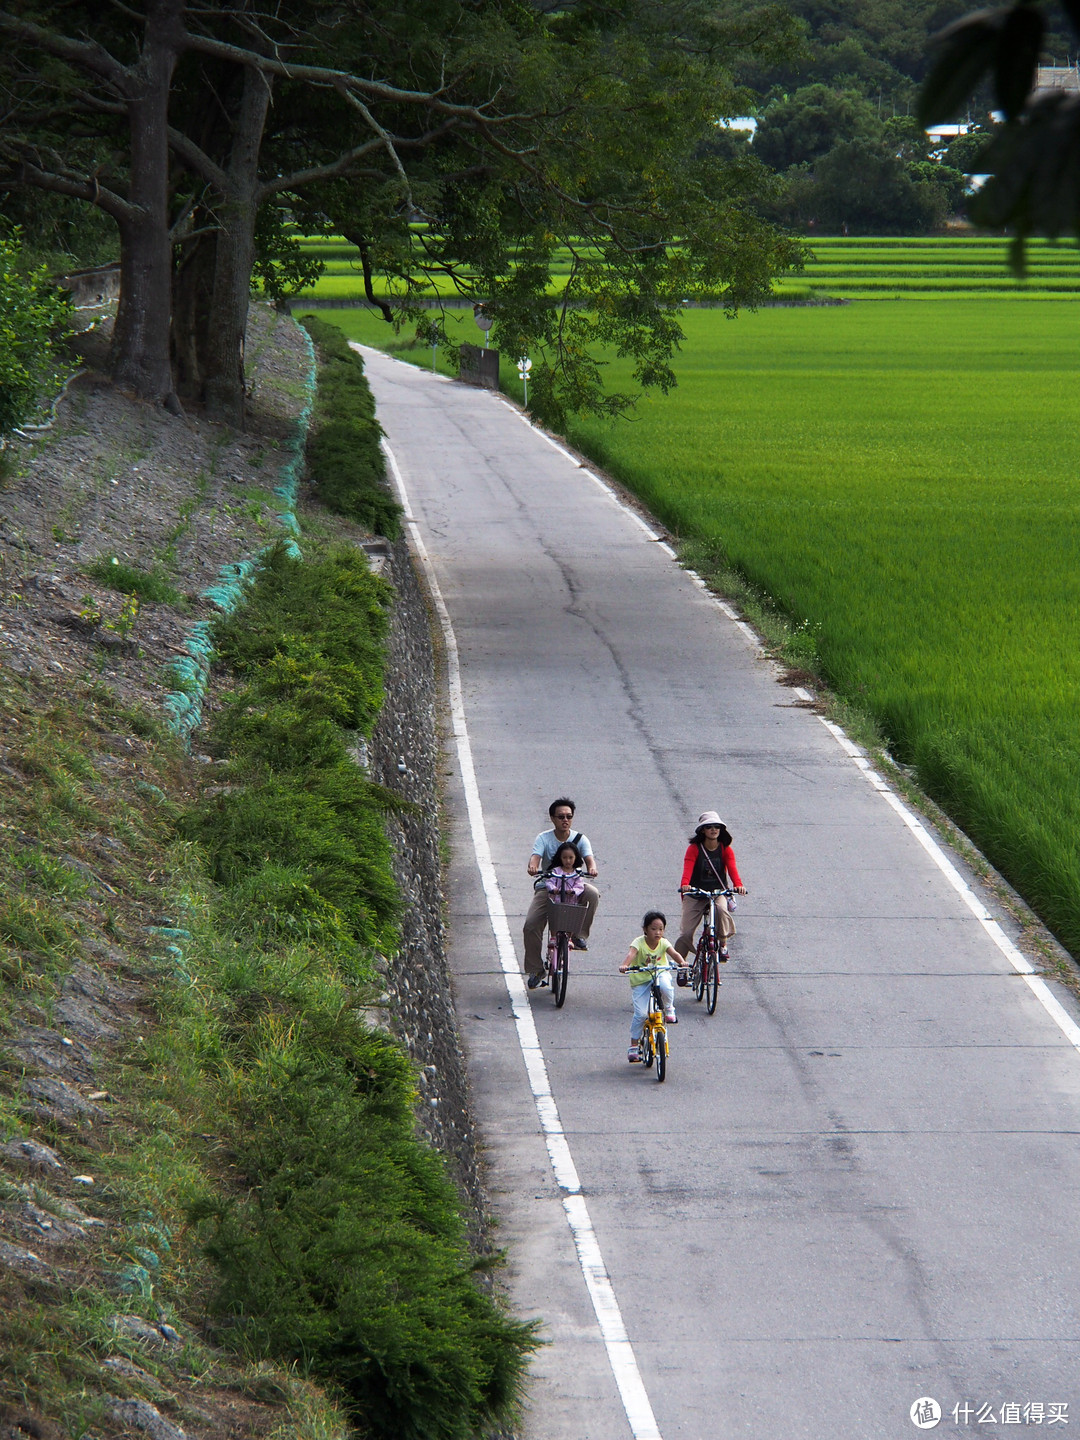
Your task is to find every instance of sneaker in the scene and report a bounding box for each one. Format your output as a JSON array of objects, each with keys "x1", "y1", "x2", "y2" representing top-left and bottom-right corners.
[
  {"x1": 718, "y1": 946, "x2": 729, "y2": 963},
  {"x1": 571, "y1": 936, "x2": 588, "y2": 951},
  {"x1": 665, "y1": 1011, "x2": 677, "y2": 1024},
  {"x1": 676, "y1": 967, "x2": 689, "y2": 987},
  {"x1": 527, "y1": 973, "x2": 543, "y2": 989},
  {"x1": 628, "y1": 1046, "x2": 640, "y2": 1063}
]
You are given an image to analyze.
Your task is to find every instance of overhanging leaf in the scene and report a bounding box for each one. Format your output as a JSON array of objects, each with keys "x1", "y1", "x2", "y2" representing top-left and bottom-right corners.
[
  {"x1": 918, "y1": 9, "x2": 1007, "y2": 126},
  {"x1": 995, "y1": 4, "x2": 1046, "y2": 120}
]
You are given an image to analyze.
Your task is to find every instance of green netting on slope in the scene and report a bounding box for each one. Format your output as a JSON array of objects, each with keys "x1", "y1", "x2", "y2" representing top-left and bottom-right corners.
[{"x1": 163, "y1": 328, "x2": 318, "y2": 744}]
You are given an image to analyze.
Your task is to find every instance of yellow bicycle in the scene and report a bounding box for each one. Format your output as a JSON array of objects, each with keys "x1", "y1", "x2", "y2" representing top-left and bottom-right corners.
[{"x1": 635, "y1": 964, "x2": 669, "y2": 1082}]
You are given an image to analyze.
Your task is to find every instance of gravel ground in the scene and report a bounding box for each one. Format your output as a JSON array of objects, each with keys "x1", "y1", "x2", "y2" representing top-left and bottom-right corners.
[{"x1": 0, "y1": 305, "x2": 313, "y2": 717}]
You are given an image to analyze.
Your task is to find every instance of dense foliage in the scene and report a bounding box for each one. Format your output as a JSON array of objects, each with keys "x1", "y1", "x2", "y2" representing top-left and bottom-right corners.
[
  {"x1": 186, "y1": 539, "x2": 537, "y2": 1436},
  {"x1": 0, "y1": 228, "x2": 70, "y2": 436}
]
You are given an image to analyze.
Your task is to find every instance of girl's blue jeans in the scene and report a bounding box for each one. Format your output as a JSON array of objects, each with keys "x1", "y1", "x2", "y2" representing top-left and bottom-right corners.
[{"x1": 630, "y1": 972, "x2": 675, "y2": 1040}]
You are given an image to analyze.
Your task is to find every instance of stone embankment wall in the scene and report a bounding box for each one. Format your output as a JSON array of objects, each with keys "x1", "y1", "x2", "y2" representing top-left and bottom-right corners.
[{"x1": 369, "y1": 536, "x2": 486, "y2": 1227}]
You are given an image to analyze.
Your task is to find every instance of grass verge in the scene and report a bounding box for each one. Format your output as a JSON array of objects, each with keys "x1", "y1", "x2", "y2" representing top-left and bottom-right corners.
[
  {"x1": 0, "y1": 667, "x2": 352, "y2": 1440},
  {"x1": 184, "y1": 538, "x2": 537, "y2": 1438},
  {"x1": 298, "y1": 316, "x2": 401, "y2": 538}
]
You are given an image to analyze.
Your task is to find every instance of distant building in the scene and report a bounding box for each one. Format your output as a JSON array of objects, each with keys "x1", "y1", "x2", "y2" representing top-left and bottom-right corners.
[
  {"x1": 925, "y1": 123, "x2": 972, "y2": 143},
  {"x1": 1035, "y1": 65, "x2": 1080, "y2": 95}
]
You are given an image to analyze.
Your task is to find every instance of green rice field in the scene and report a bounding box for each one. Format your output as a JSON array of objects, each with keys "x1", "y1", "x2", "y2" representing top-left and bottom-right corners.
[
  {"x1": 313, "y1": 297, "x2": 1080, "y2": 960},
  {"x1": 778, "y1": 236, "x2": 1080, "y2": 299},
  {"x1": 295, "y1": 233, "x2": 1080, "y2": 302}
]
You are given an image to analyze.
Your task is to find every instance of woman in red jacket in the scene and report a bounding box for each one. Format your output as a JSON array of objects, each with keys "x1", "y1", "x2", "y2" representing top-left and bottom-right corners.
[{"x1": 674, "y1": 810, "x2": 747, "y2": 963}]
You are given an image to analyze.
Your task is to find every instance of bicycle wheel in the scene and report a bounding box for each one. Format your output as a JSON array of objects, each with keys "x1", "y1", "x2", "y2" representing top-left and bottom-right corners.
[
  {"x1": 693, "y1": 941, "x2": 707, "y2": 1002},
  {"x1": 655, "y1": 1028, "x2": 667, "y2": 1082},
  {"x1": 553, "y1": 933, "x2": 569, "y2": 1008},
  {"x1": 640, "y1": 1028, "x2": 654, "y2": 1068},
  {"x1": 705, "y1": 955, "x2": 719, "y2": 1014}
]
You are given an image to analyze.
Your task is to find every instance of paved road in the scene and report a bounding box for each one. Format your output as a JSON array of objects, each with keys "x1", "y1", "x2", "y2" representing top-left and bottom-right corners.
[{"x1": 359, "y1": 346, "x2": 1080, "y2": 1440}]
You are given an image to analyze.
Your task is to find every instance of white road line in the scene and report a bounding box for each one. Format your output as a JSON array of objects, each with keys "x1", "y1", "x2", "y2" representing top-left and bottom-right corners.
[
  {"x1": 815, "y1": 718, "x2": 1080, "y2": 1053},
  {"x1": 382, "y1": 436, "x2": 664, "y2": 1440}
]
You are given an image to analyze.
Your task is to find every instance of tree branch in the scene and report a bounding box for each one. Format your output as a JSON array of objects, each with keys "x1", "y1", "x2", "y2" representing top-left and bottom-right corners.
[
  {"x1": 0, "y1": 14, "x2": 132, "y2": 93},
  {"x1": 336, "y1": 232, "x2": 395, "y2": 322},
  {"x1": 167, "y1": 126, "x2": 229, "y2": 191},
  {"x1": 339, "y1": 87, "x2": 417, "y2": 208},
  {"x1": 0, "y1": 155, "x2": 140, "y2": 223},
  {"x1": 181, "y1": 29, "x2": 532, "y2": 124},
  {"x1": 256, "y1": 136, "x2": 385, "y2": 199}
]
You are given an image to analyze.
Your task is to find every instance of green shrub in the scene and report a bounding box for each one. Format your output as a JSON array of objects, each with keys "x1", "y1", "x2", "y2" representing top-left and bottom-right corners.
[
  {"x1": 190, "y1": 541, "x2": 399, "y2": 947},
  {"x1": 299, "y1": 315, "x2": 402, "y2": 537},
  {"x1": 213, "y1": 543, "x2": 388, "y2": 732},
  {"x1": 212, "y1": 698, "x2": 346, "y2": 771},
  {"x1": 184, "y1": 533, "x2": 536, "y2": 1439},
  {"x1": 215, "y1": 862, "x2": 361, "y2": 958},
  {"x1": 0, "y1": 227, "x2": 71, "y2": 436},
  {"x1": 193, "y1": 1021, "x2": 536, "y2": 1440},
  {"x1": 84, "y1": 556, "x2": 182, "y2": 606},
  {"x1": 188, "y1": 764, "x2": 398, "y2": 952}
]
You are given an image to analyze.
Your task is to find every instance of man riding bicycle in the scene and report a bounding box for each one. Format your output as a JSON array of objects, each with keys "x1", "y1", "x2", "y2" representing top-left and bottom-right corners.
[{"x1": 524, "y1": 796, "x2": 600, "y2": 988}]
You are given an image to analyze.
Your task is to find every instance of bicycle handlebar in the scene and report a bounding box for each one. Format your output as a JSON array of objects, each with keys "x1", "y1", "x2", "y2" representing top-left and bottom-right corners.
[
  {"x1": 624, "y1": 959, "x2": 681, "y2": 976},
  {"x1": 682, "y1": 885, "x2": 734, "y2": 897}
]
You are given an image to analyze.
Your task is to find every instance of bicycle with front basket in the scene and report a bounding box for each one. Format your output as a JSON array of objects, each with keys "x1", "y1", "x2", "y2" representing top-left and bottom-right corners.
[
  {"x1": 635, "y1": 963, "x2": 669, "y2": 1081},
  {"x1": 543, "y1": 894, "x2": 588, "y2": 1008},
  {"x1": 683, "y1": 886, "x2": 734, "y2": 1016}
]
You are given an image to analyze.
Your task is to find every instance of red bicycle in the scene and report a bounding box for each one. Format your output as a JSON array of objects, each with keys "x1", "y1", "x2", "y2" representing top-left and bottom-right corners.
[{"x1": 683, "y1": 886, "x2": 733, "y2": 1015}]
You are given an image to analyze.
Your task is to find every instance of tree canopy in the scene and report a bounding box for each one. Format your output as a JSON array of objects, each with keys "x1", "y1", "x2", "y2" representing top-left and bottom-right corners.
[
  {"x1": 753, "y1": 84, "x2": 966, "y2": 233},
  {"x1": 0, "y1": 0, "x2": 803, "y2": 425}
]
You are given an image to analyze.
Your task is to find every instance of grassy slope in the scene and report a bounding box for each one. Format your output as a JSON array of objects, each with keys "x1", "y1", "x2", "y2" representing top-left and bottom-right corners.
[
  {"x1": 324, "y1": 299, "x2": 1080, "y2": 961},
  {"x1": 0, "y1": 323, "x2": 534, "y2": 1440}
]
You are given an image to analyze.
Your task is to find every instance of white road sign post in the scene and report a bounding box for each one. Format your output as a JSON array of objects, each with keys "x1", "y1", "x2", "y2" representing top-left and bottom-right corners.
[{"x1": 517, "y1": 355, "x2": 531, "y2": 408}]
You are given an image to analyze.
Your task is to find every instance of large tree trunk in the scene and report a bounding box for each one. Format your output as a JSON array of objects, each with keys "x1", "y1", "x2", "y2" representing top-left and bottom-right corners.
[
  {"x1": 201, "y1": 66, "x2": 273, "y2": 426},
  {"x1": 172, "y1": 220, "x2": 217, "y2": 399},
  {"x1": 110, "y1": 0, "x2": 183, "y2": 407}
]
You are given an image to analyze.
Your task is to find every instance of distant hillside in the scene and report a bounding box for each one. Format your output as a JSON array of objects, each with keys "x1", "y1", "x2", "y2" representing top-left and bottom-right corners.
[
  {"x1": 734, "y1": 0, "x2": 1076, "y2": 111},
  {"x1": 714, "y1": 0, "x2": 1078, "y2": 234}
]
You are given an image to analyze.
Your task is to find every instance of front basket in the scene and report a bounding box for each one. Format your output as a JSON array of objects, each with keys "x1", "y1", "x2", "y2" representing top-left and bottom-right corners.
[{"x1": 547, "y1": 900, "x2": 588, "y2": 935}]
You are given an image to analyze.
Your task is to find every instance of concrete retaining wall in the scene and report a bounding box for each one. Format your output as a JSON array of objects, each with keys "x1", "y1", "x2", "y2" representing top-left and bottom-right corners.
[{"x1": 370, "y1": 537, "x2": 486, "y2": 1229}]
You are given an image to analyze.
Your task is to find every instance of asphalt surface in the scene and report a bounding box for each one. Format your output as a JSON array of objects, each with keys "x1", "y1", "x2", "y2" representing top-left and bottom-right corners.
[{"x1": 358, "y1": 346, "x2": 1080, "y2": 1440}]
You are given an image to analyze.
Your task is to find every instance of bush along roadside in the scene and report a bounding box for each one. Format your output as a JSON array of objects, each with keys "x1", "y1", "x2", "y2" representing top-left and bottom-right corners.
[
  {"x1": 181, "y1": 538, "x2": 538, "y2": 1439},
  {"x1": 299, "y1": 315, "x2": 402, "y2": 538}
]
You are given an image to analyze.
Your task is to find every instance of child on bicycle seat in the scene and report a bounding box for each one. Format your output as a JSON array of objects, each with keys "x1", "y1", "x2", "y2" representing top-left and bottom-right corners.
[
  {"x1": 674, "y1": 810, "x2": 747, "y2": 963},
  {"x1": 545, "y1": 842, "x2": 586, "y2": 903},
  {"x1": 620, "y1": 911, "x2": 680, "y2": 1064}
]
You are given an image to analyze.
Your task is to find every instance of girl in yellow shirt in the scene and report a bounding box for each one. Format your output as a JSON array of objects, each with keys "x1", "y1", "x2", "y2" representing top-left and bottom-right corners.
[{"x1": 619, "y1": 911, "x2": 680, "y2": 1064}]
